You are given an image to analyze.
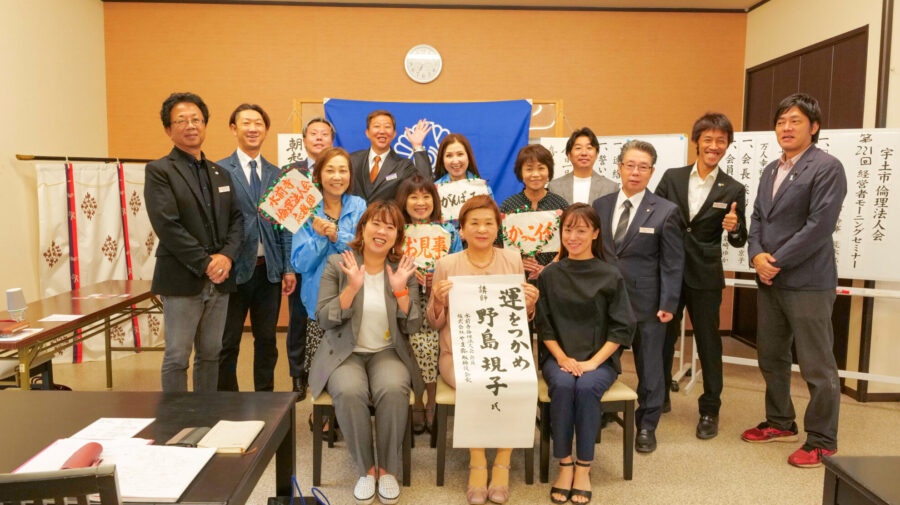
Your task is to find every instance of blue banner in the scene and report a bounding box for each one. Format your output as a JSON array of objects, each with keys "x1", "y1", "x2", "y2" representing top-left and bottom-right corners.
[{"x1": 323, "y1": 98, "x2": 532, "y2": 204}]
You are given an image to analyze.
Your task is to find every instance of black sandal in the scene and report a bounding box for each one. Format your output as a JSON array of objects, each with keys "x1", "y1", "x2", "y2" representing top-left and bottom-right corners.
[
  {"x1": 550, "y1": 460, "x2": 574, "y2": 504},
  {"x1": 570, "y1": 461, "x2": 593, "y2": 505}
]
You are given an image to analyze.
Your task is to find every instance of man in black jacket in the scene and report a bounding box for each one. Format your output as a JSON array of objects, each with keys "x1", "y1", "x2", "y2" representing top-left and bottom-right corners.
[
  {"x1": 144, "y1": 92, "x2": 243, "y2": 392},
  {"x1": 655, "y1": 113, "x2": 747, "y2": 439}
]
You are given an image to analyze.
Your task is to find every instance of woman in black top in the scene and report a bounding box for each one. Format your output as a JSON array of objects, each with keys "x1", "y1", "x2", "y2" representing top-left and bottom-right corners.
[{"x1": 535, "y1": 203, "x2": 636, "y2": 505}]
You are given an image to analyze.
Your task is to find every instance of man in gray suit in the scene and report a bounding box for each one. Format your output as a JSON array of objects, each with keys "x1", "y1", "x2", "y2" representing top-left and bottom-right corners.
[
  {"x1": 742, "y1": 93, "x2": 847, "y2": 469},
  {"x1": 217, "y1": 104, "x2": 295, "y2": 392},
  {"x1": 548, "y1": 127, "x2": 618, "y2": 204},
  {"x1": 349, "y1": 110, "x2": 433, "y2": 203}
]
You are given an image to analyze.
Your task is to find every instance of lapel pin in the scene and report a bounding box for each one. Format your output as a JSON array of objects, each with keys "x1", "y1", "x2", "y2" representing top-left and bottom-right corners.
[{"x1": 718, "y1": 182, "x2": 724, "y2": 187}]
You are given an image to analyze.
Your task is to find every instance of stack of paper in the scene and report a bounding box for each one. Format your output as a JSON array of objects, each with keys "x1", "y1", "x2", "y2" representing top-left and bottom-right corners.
[{"x1": 198, "y1": 420, "x2": 265, "y2": 453}]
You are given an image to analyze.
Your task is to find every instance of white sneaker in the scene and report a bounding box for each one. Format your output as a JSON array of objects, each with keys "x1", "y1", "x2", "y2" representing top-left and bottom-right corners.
[
  {"x1": 354, "y1": 475, "x2": 376, "y2": 505},
  {"x1": 377, "y1": 474, "x2": 400, "y2": 504}
]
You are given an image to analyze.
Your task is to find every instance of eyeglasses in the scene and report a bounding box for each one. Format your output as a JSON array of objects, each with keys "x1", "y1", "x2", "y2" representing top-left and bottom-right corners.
[
  {"x1": 621, "y1": 163, "x2": 652, "y2": 173},
  {"x1": 172, "y1": 118, "x2": 204, "y2": 128}
]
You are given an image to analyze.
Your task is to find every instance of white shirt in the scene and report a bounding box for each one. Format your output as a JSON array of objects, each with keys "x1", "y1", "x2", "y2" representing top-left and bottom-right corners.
[
  {"x1": 572, "y1": 174, "x2": 592, "y2": 204},
  {"x1": 612, "y1": 189, "x2": 645, "y2": 234},
  {"x1": 236, "y1": 148, "x2": 265, "y2": 257},
  {"x1": 354, "y1": 271, "x2": 391, "y2": 353},
  {"x1": 688, "y1": 163, "x2": 718, "y2": 220}
]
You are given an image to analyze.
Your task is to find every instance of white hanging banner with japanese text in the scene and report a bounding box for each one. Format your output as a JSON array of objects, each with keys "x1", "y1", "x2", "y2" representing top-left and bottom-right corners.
[
  {"x1": 720, "y1": 129, "x2": 900, "y2": 281},
  {"x1": 449, "y1": 274, "x2": 537, "y2": 448}
]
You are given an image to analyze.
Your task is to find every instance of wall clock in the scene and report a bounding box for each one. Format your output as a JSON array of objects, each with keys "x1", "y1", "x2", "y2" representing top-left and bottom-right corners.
[{"x1": 405, "y1": 44, "x2": 442, "y2": 84}]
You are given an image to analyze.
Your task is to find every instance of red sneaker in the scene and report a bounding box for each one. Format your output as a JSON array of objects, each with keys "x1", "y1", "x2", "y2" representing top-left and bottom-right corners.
[
  {"x1": 741, "y1": 421, "x2": 799, "y2": 443},
  {"x1": 788, "y1": 444, "x2": 836, "y2": 468}
]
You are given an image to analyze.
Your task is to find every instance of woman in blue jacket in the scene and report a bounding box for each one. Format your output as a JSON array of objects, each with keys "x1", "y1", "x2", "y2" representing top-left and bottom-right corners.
[{"x1": 292, "y1": 147, "x2": 367, "y2": 400}]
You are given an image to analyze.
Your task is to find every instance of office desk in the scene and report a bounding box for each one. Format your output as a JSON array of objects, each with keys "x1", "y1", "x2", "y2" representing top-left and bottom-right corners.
[
  {"x1": 823, "y1": 456, "x2": 900, "y2": 505},
  {"x1": 0, "y1": 391, "x2": 297, "y2": 504},
  {"x1": 0, "y1": 280, "x2": 162, "y2": 390}
]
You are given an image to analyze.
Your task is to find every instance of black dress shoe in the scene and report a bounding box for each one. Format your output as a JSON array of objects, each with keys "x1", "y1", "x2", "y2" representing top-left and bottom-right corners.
[
  {"x1": 662, "y1": 399, "x2": 671, "y2": 414},
  {"x1": 292, "y1": 376, "x2": 308, "y2": 402},
  {"x1": 696, "y1": 414, "x2": 719, "y2": 440},
  {"x1": 635, "y1": 429, "x2": 657, "y2": 453}
]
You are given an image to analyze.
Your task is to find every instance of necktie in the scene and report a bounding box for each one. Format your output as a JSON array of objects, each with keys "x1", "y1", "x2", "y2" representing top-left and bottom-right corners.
[
  {"x1": 249, "y1": 159, "x2": 261, "y2": 201},
  {"x1": 370, "y1": 155, "x2": 381, "y2": 183},
  {"x1": 614, "y1": 200, "x2": 632, "y2": 247}
]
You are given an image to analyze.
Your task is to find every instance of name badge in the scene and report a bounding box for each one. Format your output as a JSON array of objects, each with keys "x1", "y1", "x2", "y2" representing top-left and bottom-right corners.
[
  {"x1": 712, "y1": 202, "x2": 727, "y2": 209},
  {"x1": 385, "y1": 173, "x2": 398, "y2": 181},
  {"x1": 218, "y1": 186, "x2": 230, "y2": 193},
  {"x1": 639, "y1": 227, "x2": 654, "y2": 234}
]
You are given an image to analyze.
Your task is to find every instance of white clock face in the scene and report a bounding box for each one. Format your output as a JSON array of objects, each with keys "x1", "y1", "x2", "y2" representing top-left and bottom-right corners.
[{"x1": 405, "y1": 44, "x2": 442, "y2": 84}]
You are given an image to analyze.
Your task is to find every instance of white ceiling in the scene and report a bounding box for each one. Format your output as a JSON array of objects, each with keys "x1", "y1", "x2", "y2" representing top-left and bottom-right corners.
[{"x1": 152, "y1": 0, "x2": 764, "y2": 12}]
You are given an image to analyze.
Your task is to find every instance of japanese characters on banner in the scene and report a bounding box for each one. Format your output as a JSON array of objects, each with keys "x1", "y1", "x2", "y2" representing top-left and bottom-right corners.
[
  {"x1": 436, "y1": 179, "x2": 492, "y2": 221},
  {"x1": 277, "y1": 133, "x2": 308, "y2": 168},
  {"x1": 721, "y1": 129, "x2": 900, "y2": 282},
  {"x1": 258, "y1": 170, "x2": 322, "y2": 234},
  {"x1": 539, "y1": 134, "x2": 688, "y2": 191},
  {"x1": 403, "y1": 223, "x2": 452, "y2": 271},
  {"x1": 501, "y1": 210, "x2": 561, "y2": 255},
  {"x1": 449, "y1": 275, "x2": 537, "y2": 448}
]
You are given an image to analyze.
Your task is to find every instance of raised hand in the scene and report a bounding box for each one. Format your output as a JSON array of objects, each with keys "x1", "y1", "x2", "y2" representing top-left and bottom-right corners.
[
  {"x1": 386, "y1": 255, "x2": 417, "y2": 292},
  {"x1": 405, "y1": 119, "x2": 433, "y2": 149},
  {"x1": 338, "y1": 250, "x2": 365, "y2": 291},
  {"x1": 722, "y1": 202, "x2": 739, "y2": 232}
]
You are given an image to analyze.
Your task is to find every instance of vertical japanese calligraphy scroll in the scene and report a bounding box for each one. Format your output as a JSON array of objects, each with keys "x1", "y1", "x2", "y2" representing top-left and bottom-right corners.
[
  {"x1": 449, "y1": 274, "x2": 537, "y2": 448},
  {"x1": 277, "y1": 133, "x2": 308, "y2": 168},
  {"x1": 720, "y1": 129, "x2": 900, "y2": 281}
]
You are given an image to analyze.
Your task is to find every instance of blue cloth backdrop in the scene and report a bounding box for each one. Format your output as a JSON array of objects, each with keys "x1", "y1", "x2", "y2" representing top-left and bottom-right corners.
[{"x1": 323, "y1": 98, "x2": 531, "y2": 204}]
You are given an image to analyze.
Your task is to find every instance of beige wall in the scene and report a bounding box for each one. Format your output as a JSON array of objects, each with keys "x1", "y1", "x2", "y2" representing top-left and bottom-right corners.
[
  {"x1": 747, "y1": 0, "x2": 899, "y2": 394},
  {"x1": 745, "y1": 0, "x2": 883, "y2": 127},
  {"x1": 0, "y1": 0, "x2": 108, "y2": 304},
  {"x1": 103, "y1": 3, "x2": 746, "y2": 162}
]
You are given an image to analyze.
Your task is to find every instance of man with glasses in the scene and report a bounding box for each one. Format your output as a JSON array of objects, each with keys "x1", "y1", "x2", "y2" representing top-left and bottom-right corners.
[
  {"x1": 592, "y1": 140, "x2": 684, "y2": 453},
  {"x1": 145, "y1": 92, "x2": 243, "y2": 392}
]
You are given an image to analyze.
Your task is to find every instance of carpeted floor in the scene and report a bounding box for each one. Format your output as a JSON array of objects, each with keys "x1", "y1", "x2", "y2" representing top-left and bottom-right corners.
[{"x1": 50, "y1": 335, "x2": 900, "y2": 505}]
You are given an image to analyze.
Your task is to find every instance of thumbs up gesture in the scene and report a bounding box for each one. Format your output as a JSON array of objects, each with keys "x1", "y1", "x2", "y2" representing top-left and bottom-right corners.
[{"x1": 722, "y1": 202, "x2": 739, "y2": 232}]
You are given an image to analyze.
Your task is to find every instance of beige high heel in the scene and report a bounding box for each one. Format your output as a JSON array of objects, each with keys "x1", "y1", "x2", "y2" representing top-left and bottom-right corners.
[
  {"x1": 487, "y1": 464, "x2": 510, "y2": 504},
  {"x1": 467, "y1": 465, "x2": 488, "y2": 505}
]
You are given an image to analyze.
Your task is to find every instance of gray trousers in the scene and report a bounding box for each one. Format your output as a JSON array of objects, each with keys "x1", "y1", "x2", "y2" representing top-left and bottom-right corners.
[
  {"x1": 160, "y1": 280, "x2": 229, "y2": 392},
  {"x1": 327, "y1": 349, "x2": 410, "y2": 477},
  {"x1": 757, "y1": 285, "x2": 840, "y2": 450}
]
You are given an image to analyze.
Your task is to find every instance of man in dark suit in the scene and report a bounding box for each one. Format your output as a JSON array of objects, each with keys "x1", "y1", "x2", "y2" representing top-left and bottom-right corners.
[
  {"x1": 281, "y1": 116, "x2": 335, "y2": 400},
  {"x1": 655, "y1": 113, "x2": 748, "y2": 440},
  {"x1": 592, "y1": 140, "x2": 684, "y2": 453},
  {"x1": 144, "y1": 92, "x2": 243, "y2": 392},
  {"x1": 742, "y1": 93, "x2": 846, "y2": 469},
  {"x1": 349, "y1": 110, "x2": 433, "y2": 202},
  {"x1": 216, "y1": 104, "x2": 296, "y2": 392}
]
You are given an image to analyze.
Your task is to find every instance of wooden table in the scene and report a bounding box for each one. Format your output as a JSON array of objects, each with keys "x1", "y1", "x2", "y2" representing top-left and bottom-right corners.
[
  {"x1": 0, "y1": 280, "x2": 162, "y2": 390},
  {"x1": 0, "y1": 391, "x2": 297, "y2": 504},
  {"x1": 823, "y1": 456, "x2": 900, "y2": 505}
]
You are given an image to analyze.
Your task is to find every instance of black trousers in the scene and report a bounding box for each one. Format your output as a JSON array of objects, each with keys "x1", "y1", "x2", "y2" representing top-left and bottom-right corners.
[
  {"x1": 286, "y1": 277, "x2": 308, "y2": 378},
  {"x1": 664, "y1": 285, "x2": 724, "y2": 416},
  {"x1": 218, "y1": 262, "x2": 281, "y2": 392},
  {"x1": 632, "y1": 319, "x2": 666, "y2": 431},
  {"x1": 757, "y1": 285, "x2": 839, "y2": 450}
]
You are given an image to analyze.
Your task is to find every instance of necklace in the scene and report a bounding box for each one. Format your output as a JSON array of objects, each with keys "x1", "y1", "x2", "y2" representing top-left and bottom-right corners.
[{"x1": 465, "y1": 248, "x2": 495, "y2": 269}]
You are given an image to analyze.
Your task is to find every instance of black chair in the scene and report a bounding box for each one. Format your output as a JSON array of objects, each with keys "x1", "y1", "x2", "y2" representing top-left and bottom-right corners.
[{"x1": 0, "y1": 464, "x2": 120, "y2": 505}]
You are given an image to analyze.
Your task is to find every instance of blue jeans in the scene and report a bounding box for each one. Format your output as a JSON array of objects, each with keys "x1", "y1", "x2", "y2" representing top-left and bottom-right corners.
[
  {"x1": 542, "y1": 356, "x2": 617, "y2": 461},
  {"x1": 160, "y1": 280, "x2": 229, "y2": 392}
]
